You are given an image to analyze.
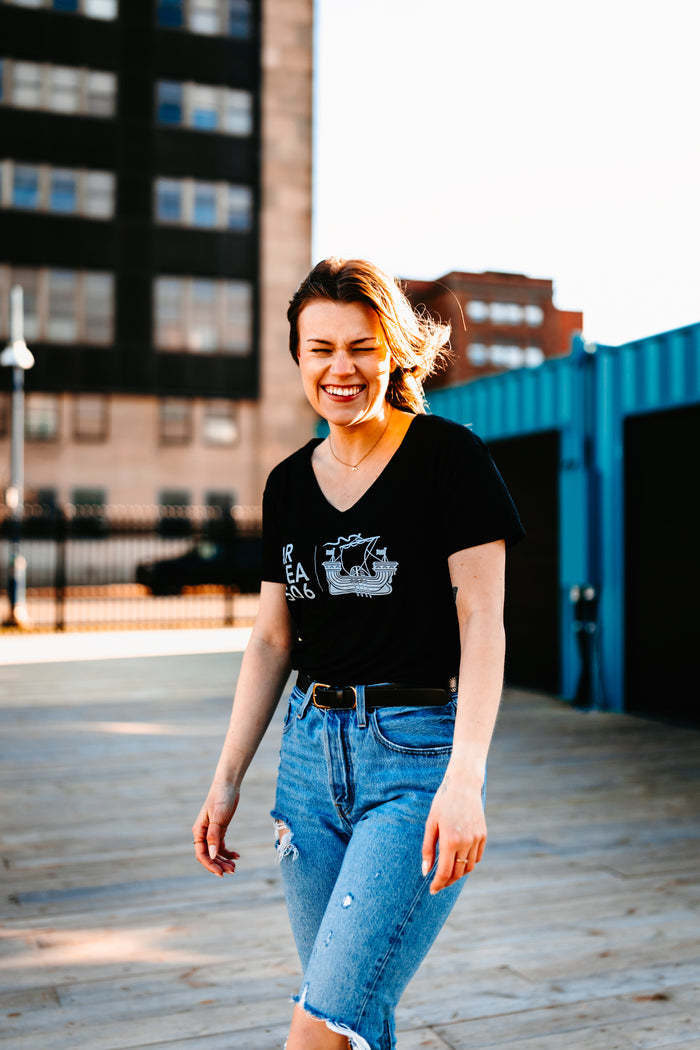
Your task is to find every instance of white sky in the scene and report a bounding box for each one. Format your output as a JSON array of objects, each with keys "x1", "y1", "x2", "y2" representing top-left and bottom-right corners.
[{"x1": 313, "y1": 0, "x2": 700, "y2": 346}]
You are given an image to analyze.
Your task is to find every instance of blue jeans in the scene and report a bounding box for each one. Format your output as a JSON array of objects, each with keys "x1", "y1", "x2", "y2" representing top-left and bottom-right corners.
[{"x1": 272, "y1": 682, "x2": 473, "y2": 1050}]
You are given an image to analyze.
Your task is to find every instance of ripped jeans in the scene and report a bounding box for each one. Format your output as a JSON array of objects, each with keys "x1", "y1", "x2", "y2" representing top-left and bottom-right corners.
[{"x1": 272, "y1": 682, "x2": 474, "y2": 1050}]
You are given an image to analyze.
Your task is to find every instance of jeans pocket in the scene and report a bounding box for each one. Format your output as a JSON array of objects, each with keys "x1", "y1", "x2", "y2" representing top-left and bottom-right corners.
[{"x1": 369, "y1": 700, "x2": 456, "y2": 754}]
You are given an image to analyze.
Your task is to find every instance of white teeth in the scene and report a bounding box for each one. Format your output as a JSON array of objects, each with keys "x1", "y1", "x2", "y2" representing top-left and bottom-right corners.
[{"x1": 325, "y1": 385, "x2": 362, "y2": 397}]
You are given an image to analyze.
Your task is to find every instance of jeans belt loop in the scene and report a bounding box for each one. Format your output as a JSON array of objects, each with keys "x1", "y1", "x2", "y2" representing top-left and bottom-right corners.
[
  {"x1": 297, "y1": 680, "x2": 316, "y2": 720},
  {"x1": 355, "y1": 684, "x2": 367, "y2": 729}
]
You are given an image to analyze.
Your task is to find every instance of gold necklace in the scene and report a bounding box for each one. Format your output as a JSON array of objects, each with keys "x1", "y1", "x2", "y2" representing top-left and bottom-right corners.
[{"x1": 327, "y1": 411, "x2": 393, "y2": 472}]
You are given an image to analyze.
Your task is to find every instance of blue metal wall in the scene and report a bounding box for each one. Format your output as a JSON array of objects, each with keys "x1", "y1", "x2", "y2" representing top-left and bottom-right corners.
[{"x1": 428, "y1": 322, "x2": 700, "y2": 711}]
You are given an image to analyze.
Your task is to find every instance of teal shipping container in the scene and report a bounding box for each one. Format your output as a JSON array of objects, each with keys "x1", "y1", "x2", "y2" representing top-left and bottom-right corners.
[{"x1": 428, "y1": 323, "x2": 700, "y2": 721}]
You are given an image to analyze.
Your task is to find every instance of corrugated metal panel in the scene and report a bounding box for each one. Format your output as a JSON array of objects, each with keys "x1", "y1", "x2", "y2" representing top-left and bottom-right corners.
[{"x1": 427, "y1": 322, "x2": 700, "y2": 712}]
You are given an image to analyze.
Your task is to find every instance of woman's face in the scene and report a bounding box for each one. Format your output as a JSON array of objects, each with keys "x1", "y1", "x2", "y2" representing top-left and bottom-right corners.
[{"x1": 296, "y1": 300, "x2": 395, "y2": 427}]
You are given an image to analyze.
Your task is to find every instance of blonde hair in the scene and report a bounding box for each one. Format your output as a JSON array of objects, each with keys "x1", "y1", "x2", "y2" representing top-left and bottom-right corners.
[{"x1": 287, "y1": 258, "x2": 451, "y2": 414}]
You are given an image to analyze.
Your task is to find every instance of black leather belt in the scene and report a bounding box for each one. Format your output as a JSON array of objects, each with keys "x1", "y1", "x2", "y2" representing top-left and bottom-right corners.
[{"x1": 296, "y1": 672, "x2": 456, "y2": 710}]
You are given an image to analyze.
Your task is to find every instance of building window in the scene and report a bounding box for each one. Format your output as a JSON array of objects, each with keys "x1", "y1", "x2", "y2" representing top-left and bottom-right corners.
[
  {"x1": 49, "y1": 65, "x2": 81, "y2": 113},
  {"x1": 524, "y1": 304, "x2": 544, "y2": 326},
  {"x1": 524, "y1": 346, "x2": 545, "y2": 366},
  {"x1": 489, "y1": 302, "x2": 523, "y2": 325},
  {"x1": 31, "y1": 486, "x2": 58, "y2": 510},
  {"x1": 83, "y1": 171, "x2": 115, "y2": 217},
  {"x1": 25, "y1": 394, "x2": 60, "y2": 442},
  {"x1": 223, "y1": 280, "x2": 252, "y2": 354},
  {"x1": 203, "y1": 402, "x2": 238, "y2": 445},
  {"x1": 0, "y1": 61, "x2": 116, "y2": 117},
  {"x1": 83, "y1": 0, "x2": 117, "y2": 17},
  {"x1": 190, "y1": 84, "x2": 219, "y2": 129},
  {"x1": 47, "y1": 269, "x2": 78, "y2": 342},
  {"x1": 154, "y1": 276, "x2": 252, "y2": 356},
  {"x1": 0, "y1": 265, "x2": 115, "y2": 345},
  {"x1": 159, "y1": 488, "x2": 190, "y2": 507},
  {"x1": 467, "y1": 343, "x2": 545, "y2": 370},
  {"x1": 7, "y1": 267, "x2": 39, "y2": 339},
  {"x1": 2, "y1": 0, "x2": 118, "y2": 16},
  {"x1": 227, "y1": 0, "x2": 251, "y2": 37},
  {"x1": 72, "y1": 394, "x2": 109, "y2": 442},
  {"x1": 155, "y1": 178, "x2": 182, "y2": 222},
  {"x1": 466, "y1": 300, "x2": 489, "y2": 323},
  {"x1": 156, "y1": 81, "x2": 183, "y2": 124},
  {"x1": 466, "y1": 300, "x2": 543, "y2": 327},
  {"x1": 224, "y1": 87, "x2": 252, "y2": 134},
  {"x1": 158, "y1": 487, "x2": 192, "y2": 535},
  {"x1": 204, "y1": 491, "x2": 235, "y2": 536},
  {"x1": 156, "y1": 79, "x2": 252, "y2": 136},
  {"x1": 72, "y1": 487, "x2": 106, "y2": 508},
  {"x1": 190, "y1": 280, "x2": 218, "y2": 350},
  {"x1": 0, "y1": 161, "x2": 115, "y2": 219},
  {"x1": 155, "y1": 176, "x2": 252, "y2": 231},
  {"x1": 226, "y1": 184, "x2": 252, "y2": 230},
  {"x1": 189, "y1": 0, "x2": 219, "y2": 34},
  {"x1": 154, "y1": 278, "x2": 185, "y2": 350},
  {"x1": 85, "y1": 70, "x2": 117, "y2": 116},
  {"x1": 12, "y1": 164, "x2": 40, "y2": 208},
  {"x1": 83, "y1": 273, "x2": 114, "y2": 343},
  {"x1": 156, "y1": 0, "x2": 183, "y2": 28},
  {"x1": 192, "y1": 181, "x2": 218, "y2": 227},
  {"x1": 49, "y1": 168, "x2": 78, "y2": 212},
  {"x1": 467, "y1": 343, "x2": 489, "y2": 366},
  {"x1": 156, "y1": 0, "x2": 252, "y2": 38},
  {"x1": 205, "y1": 491, "x2": 234, "y2": 515},
  {"x1": 159, "y1": 399, "x2": 192, "y2": 445},
  {"x1": 12, "y1": 61, "x2": 43, "y2": 108}
]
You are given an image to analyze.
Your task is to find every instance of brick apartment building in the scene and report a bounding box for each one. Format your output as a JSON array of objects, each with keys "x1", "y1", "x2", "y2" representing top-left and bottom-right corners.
[
  {"x1": 0, "y1": 0, "x2": 314, "y2": 516},
  {"x1": 404, "y1": 270, "x2": 583, "y2": 387}
]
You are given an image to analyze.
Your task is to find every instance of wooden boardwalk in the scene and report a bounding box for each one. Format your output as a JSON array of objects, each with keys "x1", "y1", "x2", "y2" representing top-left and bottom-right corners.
[{"x1": 0, "y1": 642, "x2": 698, "y2": 1049}]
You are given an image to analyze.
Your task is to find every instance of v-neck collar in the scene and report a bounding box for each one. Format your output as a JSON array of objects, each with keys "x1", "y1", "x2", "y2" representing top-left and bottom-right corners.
[{"x1": 307, "y1": 414, "x2": 420, "y2": 514}]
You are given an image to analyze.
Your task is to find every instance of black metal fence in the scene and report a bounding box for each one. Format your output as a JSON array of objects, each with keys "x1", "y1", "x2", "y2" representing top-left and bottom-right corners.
[{"x1": 0, "y1": 503, "x2": 262, "y2": 632}]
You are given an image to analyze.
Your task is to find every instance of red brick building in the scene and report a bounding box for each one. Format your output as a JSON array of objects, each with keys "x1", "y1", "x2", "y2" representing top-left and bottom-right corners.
[{"x1": 404, "y1": 270, "x2": 583, "y2": 387}]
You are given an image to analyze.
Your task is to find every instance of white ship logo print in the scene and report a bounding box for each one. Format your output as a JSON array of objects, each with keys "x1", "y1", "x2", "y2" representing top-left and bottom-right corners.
[{"x1": 322, "y1": 534, "x2": 398, "y2": 597}]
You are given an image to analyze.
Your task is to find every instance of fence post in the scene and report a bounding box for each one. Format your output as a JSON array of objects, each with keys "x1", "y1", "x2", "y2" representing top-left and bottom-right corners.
[{"x1": 54, "y1": 504, "x2": 67, "y2": 632}]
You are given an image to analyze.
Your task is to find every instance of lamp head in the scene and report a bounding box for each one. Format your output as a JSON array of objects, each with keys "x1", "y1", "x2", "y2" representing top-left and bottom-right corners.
[{"x1": 1, "y1": 340, "x2": 35, "y2": 370}]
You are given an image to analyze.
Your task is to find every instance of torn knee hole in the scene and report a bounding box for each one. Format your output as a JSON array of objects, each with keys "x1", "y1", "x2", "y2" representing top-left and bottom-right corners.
[{"x1": 274, "y1": 818, "x2": 299, "y2": 861}]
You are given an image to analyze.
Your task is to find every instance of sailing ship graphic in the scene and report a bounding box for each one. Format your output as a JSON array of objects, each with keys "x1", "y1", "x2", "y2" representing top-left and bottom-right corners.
[{"x1": 321, "y1": 534, "x2": 398, "y2": 597}]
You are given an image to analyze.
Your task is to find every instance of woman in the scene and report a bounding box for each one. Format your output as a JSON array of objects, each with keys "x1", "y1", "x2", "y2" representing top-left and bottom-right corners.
[{"x1": 193, "y1": 258, "x2": 524, "y2": 1050}]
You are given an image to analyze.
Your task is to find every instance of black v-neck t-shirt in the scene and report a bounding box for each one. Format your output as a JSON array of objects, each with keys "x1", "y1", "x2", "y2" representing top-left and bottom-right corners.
[{"x1": 262, "y1": 413, "x2": 524, "y2": 686}]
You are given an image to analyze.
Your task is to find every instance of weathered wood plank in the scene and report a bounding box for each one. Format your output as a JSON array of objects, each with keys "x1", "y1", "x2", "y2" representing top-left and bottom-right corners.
[{"x1": 1, "y1": 651, "x2": 699, "y2": 1050}]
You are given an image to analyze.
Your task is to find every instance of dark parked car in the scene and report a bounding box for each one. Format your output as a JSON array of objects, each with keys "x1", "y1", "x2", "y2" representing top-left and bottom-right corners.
[{"x1": 136, "y1": 537, "x2": 262, "y2": 596}]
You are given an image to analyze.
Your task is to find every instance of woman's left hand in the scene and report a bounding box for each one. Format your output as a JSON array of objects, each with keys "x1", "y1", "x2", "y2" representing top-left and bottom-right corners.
[{"x1": 421, "y1": 770, "x2": 487, "y2": 894}]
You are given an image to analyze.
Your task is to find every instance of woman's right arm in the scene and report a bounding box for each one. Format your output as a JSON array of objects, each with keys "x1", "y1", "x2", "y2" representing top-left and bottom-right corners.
[{"x1": 193, "y1": 580, "x2": 294, "y2": 877}]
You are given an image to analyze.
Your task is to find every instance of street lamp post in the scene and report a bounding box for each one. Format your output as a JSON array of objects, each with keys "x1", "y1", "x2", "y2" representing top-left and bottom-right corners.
[{"x1": 1, "y1": 285, "x2": 35, "y2": 629}]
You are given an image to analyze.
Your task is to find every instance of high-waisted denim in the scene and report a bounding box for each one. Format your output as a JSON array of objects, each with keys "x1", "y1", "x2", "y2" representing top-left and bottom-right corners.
[{"x1": 272, "y1": 681, "x2": 476, "y2": 1050}]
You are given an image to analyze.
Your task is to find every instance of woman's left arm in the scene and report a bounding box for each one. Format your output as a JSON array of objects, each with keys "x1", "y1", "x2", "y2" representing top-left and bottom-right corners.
[{"x1": 421, "y1": 539, "x2": 507, "y2": 894}]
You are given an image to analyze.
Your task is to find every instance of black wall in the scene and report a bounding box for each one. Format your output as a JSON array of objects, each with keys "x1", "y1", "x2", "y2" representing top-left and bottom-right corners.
[
  {"x1": 624, "y1": 404, "x2": 700, "y2": 723},
  {"x1": 490, "y1": 431, "x2": 560, "y2": 693}
]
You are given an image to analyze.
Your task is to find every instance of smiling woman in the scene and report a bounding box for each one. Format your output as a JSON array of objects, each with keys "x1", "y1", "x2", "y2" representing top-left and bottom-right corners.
[{"x1": 193, "y1": 257, "x2": 525, "y2": 1050}]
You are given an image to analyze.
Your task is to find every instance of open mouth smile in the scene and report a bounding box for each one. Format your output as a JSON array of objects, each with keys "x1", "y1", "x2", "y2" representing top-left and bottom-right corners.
[{"x1": 322, "y1": 384, "x2": 365, "y2": 399}]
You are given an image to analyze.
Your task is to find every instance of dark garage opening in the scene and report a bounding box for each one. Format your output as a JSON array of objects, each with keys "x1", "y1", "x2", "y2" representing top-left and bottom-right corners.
[
  {"x1": 625, "y1": 404, "x2": 700, "y2": 722},
  {"x1": 490, "y1": 431, "x2": 560, "y2": 693}
]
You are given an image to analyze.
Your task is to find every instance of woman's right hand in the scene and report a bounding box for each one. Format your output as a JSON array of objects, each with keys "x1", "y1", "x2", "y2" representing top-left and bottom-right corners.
[{"x1": 192, "y1": 784, "x2": 241, "y2": 878}]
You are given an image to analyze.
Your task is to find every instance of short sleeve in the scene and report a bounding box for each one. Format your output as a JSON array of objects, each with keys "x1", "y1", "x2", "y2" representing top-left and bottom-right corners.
[
  {"x1": 438, "y1": 426, "x2": 525, "y2": 556},
  {"x1": 261, "y1": 470, "x2": 285, "y2": 584}
]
